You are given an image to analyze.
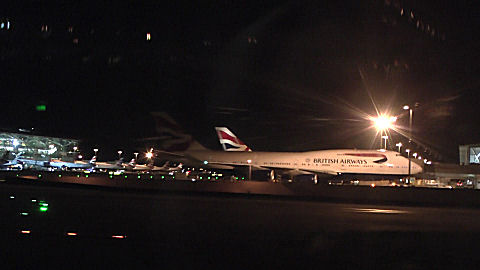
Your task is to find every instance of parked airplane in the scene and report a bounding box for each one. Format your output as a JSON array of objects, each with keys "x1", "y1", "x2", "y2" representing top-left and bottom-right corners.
[
  {"x1": 125, "y1": 158, "x2": 182, "y2": 172},
  {"x1": 49, "y1": 156, "x2": 96, "y2": 170},
  {"x1": 0, "y1": 152, "x2": 23, "y2": 170},
  {"x1": 150, "y1": 161, "x2": 183, "y2": 172},
  {"x1": 14, "y1": 152, "x2": 50, "y2": 169},
  {"x1": 94, "y1": 158, "x2": 125, "y2": 171},
  {"x1": 150, "y1": 112, "x2": 423, "y2": 181}
]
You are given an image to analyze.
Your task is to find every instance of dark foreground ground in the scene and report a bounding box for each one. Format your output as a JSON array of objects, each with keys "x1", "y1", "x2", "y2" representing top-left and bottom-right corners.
[{"x1": 2, "y1": 181, "x2": 480, "y2": 269}]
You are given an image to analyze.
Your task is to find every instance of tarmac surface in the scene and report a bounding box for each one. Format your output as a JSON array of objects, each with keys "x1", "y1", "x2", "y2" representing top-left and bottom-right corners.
[{"x1": 2, "y1": 181, "x2": 480, "y2": 269}]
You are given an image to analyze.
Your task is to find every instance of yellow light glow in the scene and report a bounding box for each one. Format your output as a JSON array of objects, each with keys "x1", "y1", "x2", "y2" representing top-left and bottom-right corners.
[
  {"x1": 145, "y1": 152, "x2": 153, "y2": 159},
  {"x1": 371, "y1": 115, "x2": 397, "y2": 131}
]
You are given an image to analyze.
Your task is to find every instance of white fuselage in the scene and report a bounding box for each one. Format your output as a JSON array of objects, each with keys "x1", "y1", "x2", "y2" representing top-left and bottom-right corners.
[
  {"x1": 49, "y1": 160, "x2": 93, "y2": 169},
  {"x1": 94, "y1": 161, "x2": 124, "y2": 170},
  {"x1": 187, "y1": 149, "x2": 423, "y2": 175}
]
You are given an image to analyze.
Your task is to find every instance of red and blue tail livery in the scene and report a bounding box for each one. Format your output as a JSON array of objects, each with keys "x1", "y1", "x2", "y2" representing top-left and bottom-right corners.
[{"x1": 215, "y1": 127, "x2": 252, "y2": 152}]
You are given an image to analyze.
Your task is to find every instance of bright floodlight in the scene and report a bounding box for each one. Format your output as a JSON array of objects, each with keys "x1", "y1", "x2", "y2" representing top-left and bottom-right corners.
[
  {"x1": 403, "y1": 105, "x2": 410, "y2": 110},
  {"x1": 372, "y1": 115, "x2": 397, "y2": 131},
  {"x1": 145, "y1": 152, "x2": 153, "y2": 159},
  {"x1": 247, "y1": 159, "x2": 252, "y2": 164}
]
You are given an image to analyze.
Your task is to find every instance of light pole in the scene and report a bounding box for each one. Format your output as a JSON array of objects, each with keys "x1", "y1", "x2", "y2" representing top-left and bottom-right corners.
[
  {"x1": 117, "y1": 150, "x2": 122, "y2": 160},
  {"x1": 93, "y1": 148, "x2": 98, "y2": 158},
  {"x1": 247, "y1": 159, "x2": 252, "y2": 181},
  {"x1": 381, "y1": 135, "x2": 388, "y2": 150},
  {"x1": 406, "y1": 149, "x2": 411, "y2": 177},
  {"x1": 134, "y1": 152, "x2": 139, "y2": 161},
  {"x1": 396, "y1": 142, "x2": 402, "y2": 153},
  {"x1": 403, "y1": 105, "x2": 414, "y2": 180}
]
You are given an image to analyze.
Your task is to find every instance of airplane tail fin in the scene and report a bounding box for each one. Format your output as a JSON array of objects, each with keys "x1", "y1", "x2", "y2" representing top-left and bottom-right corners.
[
  {"x1": 215, "y1": 127, "x2": 252, "y2": 151},
  {"x1": 89, "y1": 156, "x2": 97, "y2": 164},
  {"x1": 150, "y1": 112, "x2": 208, "y2": 152},
  {"x1": 115, "y1": 158, "x2": 124, "y2": 166},
  {"x1": 129, "y1": 158, "x2": 136, "y2": 167},
  {"x1": 13, "y1": 152, "x2": 25, "y2": 162}
]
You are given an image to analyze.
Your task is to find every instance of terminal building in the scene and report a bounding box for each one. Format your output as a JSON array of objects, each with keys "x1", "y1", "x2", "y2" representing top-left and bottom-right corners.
[
  {"x1": 414, "y1": 144, "x2": 480, "y2": 189},
  {"x1": 0, "y1": 131, "x2": 79, "y2": 165},
  {"x1": 459, "y1": 144, "x2": 480, "y2": 166}
]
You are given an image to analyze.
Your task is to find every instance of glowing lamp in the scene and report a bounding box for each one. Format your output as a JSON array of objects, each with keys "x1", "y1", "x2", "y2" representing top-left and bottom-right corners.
[{"x1": 371, "y1": 115, "x2": 397, "y2": 131}]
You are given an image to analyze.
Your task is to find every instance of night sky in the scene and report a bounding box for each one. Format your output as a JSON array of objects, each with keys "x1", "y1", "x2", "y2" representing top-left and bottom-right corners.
[{"x1": 1, "y1": 0, "x2": 479, "y2": 162}]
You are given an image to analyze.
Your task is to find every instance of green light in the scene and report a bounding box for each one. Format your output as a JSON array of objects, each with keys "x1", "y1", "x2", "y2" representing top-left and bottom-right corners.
[
  {"x1": 242, "y1": 177, "x2": 245, "y2": 180},
  {"x1": 236, "y1": 177, "x2": 239, "y2": 180},
  {"x1": 58, "y1": 174, "x2": 62, "y2": 177},
  {"x1": 138, "y1": 175, "x2": 141, "y2": 179},
  {"x1": 200, "y1": 177, "x2": 203, "y2": 180},
  {"x1": 150, "y1": 176, "x2": 153, "y2": 179},
  {"x1": 38, "y1": 174, "x2": 42, "y2": 178},
  {"x1": 16, "y1": 174, "x2": 19, "y2": 177},
  {"x1": 39, "y1": 207, "x2": 48, "y2": 212},
  {"x1": 109, "y1": 175, "x2": 113, "y2": 179},
  {"x1": 35, "y1": 104, "x2": 47, "y2": 111},
  {"x1": 172, "y1": 176, "x2": 175, "y2": 179},
  {"x1": 20, "y1": 212, "x2": 29, "y2": 216},
  {"x1": 208, "y1": 177, "x2": 210, "y2": 180},
  {"x1": 77, "y1": 175, "x2": 80, "y2": 177},
  {"x1": 125, "y1": 175, "x2": 128, "y2": 178},
  {"x1": 216, "y1": 177, "x2": 218, "y2": 180},
  {"x1": 40, "y1": 203, "x2": 48, "y2": 206},
  {"x1": 85, "y1": 175, "x2": 89, "y2": 178},
  {"x1": 161, "y1": 176, "x2": 165, "y2": 179}
]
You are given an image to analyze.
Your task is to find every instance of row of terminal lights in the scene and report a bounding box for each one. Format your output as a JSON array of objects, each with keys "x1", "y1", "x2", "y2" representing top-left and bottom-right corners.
[
  {"x1": 18, "y1": 174, "x2": 175, "y2": 180},
  {"x1": 19, "y1": 230, "x2": 126, "y2": 239},
  {"x1": 14, "y1": 173, "x2": 245, "y2": 180}
]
